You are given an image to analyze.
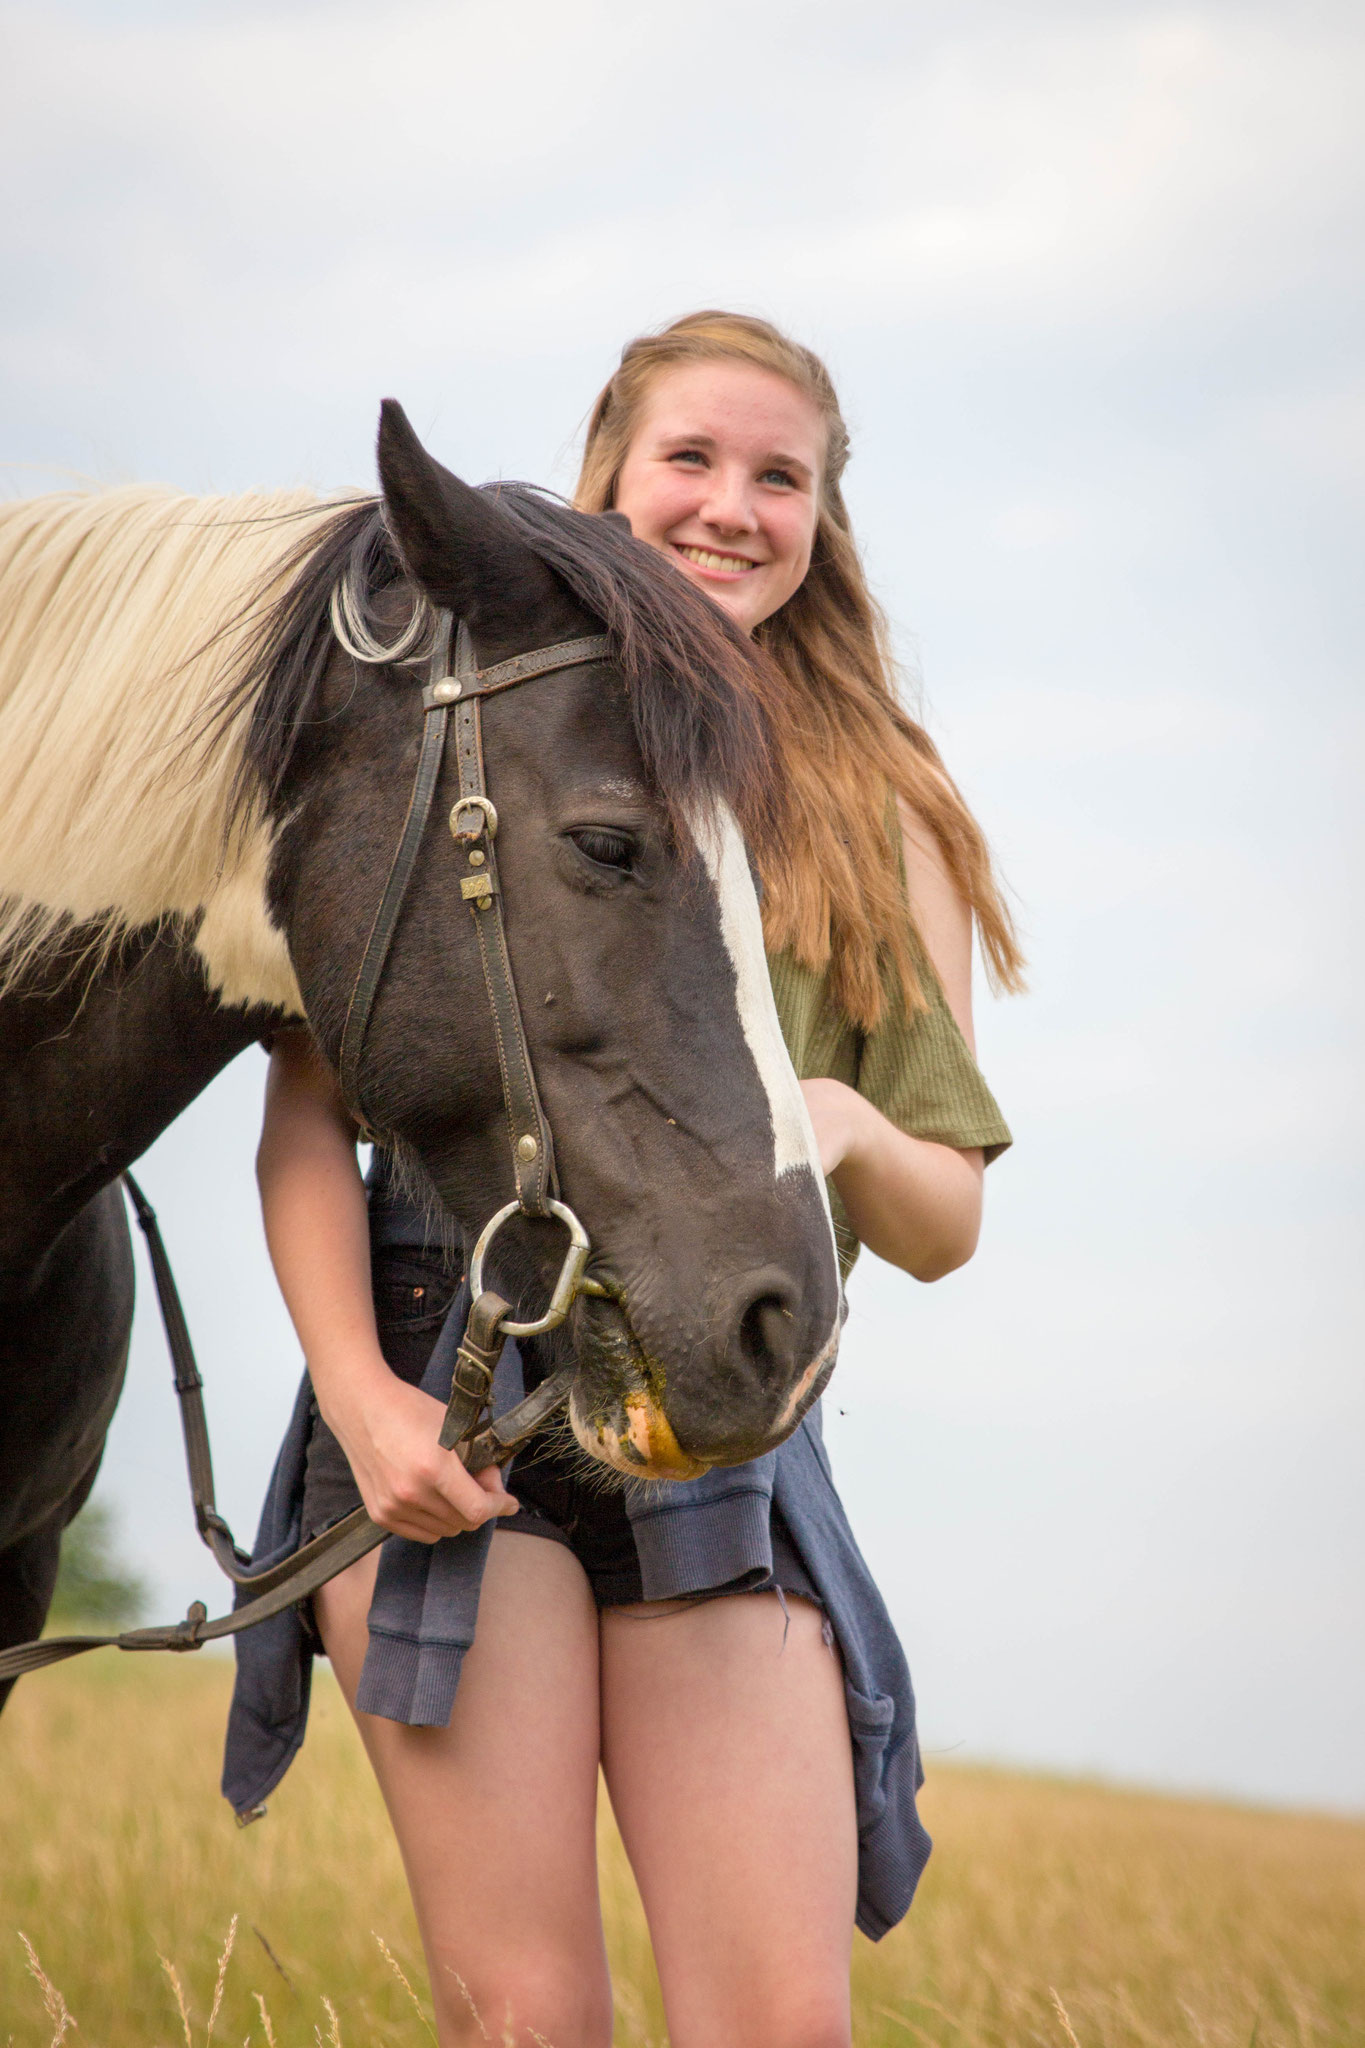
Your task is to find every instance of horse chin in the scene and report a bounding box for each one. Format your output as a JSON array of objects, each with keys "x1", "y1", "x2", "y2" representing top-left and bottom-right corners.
[{"x1": 569, "y1": 1389, "x2": 709, "y2": 1483}]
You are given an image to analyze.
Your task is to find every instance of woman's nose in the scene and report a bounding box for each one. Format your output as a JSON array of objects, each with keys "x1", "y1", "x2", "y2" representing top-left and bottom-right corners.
[{"x1": 699, "y1": 465, "x2": 758, "y2": 535}]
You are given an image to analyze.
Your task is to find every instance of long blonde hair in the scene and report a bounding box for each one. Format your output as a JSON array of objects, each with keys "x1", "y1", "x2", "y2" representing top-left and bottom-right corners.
[{"x1": 577, "y1": 310, "x2": 1024, "y2": 1028}]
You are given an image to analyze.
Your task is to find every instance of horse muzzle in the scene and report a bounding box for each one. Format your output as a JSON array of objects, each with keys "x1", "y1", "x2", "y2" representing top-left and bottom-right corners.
[{"x1": 565, "y1": 1282, "x2": 842, "y2": 1480}]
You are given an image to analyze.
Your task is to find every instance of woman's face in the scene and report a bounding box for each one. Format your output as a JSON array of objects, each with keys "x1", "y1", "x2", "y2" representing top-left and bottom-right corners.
[{"x1": 611, "y1": 360, "x2": 825, "y2": 635}]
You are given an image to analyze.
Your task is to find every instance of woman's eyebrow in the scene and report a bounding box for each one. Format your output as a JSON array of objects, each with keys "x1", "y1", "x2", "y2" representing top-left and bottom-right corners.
[{"x1": 761, "y1": 451, "x2": 814, "y2": 481}]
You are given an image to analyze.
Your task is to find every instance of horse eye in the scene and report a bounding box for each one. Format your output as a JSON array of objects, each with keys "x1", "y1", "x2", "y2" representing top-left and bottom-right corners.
[{"x1": 568, "y1": 827, "x2": 636, "y2": 871}]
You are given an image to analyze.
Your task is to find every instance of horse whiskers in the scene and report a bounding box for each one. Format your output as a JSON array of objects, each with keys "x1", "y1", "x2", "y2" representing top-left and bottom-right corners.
[{"x1": 516, "y1": 1409, "x2": 631, "y2": 1496}]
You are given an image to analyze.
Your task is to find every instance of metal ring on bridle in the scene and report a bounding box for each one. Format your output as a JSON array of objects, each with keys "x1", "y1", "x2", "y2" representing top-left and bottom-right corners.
[
  {"x1": 450, "y1": 794, "x2": 498, "y2": 843},
  {"x1": 468, "y1": 1198, "x2": 592, "y2": 1339}
]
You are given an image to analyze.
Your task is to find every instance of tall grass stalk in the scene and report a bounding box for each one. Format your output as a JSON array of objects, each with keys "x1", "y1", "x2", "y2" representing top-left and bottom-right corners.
[
  {"x1": 16, "y1": 1933, "x2": 75, "y2": 2047},
  {"x1": 3, "y1": 1657, "x2": 1363, "y2": 2045}
]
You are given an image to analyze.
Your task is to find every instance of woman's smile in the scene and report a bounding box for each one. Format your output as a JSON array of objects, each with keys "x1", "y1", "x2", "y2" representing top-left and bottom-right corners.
[
  {"x1": 611, "y1": 359, "x2": 826, "y2": 633},
  {"x1": 671, "y1": 541, "x2": 764, "y2": 579}
]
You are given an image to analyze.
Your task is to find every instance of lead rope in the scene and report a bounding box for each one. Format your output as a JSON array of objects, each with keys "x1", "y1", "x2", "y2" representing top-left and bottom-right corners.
[{"x1": 0, "y1": 1176, "x2": 576, "y2": 1685}]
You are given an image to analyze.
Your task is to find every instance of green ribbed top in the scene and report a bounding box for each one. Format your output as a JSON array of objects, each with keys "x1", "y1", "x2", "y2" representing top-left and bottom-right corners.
[{"x1": 768, "y1": 935, "x2": 1012, "y2": 1278}]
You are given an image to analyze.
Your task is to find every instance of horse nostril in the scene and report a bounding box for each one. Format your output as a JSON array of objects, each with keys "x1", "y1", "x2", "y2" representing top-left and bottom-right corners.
[
  {"x1": 657, "y1": 1267, "x2": 817, "y2": 1467},
  {"x1": 733, "y1": 1270, "x2": 801, "y2": 1390}
]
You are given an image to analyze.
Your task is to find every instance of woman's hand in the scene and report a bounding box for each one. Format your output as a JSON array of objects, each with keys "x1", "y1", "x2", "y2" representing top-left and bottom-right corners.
[
  {"x1": 322, "y1": 1360, "x2": 518, "y2": 1544},
  {"x1": 799, "y1": 1077, "x2": 864, "y2": 1177},
  {"x1": 800, "y1": 1076, "x2": 984, "y2": 1282}
]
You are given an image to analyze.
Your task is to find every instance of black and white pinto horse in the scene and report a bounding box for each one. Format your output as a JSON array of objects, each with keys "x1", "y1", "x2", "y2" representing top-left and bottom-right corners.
[{"x1": 0, "y1": 403, "x2": 841, "y2": 1697}]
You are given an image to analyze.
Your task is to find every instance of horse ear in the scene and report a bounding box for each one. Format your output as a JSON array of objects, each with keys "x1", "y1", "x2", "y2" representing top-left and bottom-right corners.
[{"x1": 376, "y1": 399, "x2": 568, "y2": 638}]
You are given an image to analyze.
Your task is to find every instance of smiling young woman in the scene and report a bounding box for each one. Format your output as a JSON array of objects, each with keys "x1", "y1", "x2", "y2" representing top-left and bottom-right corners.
[
  {"x1": 578, "y1": 312, "x2": 1022, "y2": 1030},
  {"x1": 233, "y1": 310, "x2": 1023, "y2": 2048},
  {"x1": 579, "y1": 311, "x2": 1023, "y2": 1275}
]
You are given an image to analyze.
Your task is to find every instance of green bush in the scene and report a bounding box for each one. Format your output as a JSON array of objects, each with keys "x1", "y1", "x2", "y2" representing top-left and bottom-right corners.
[{"x1": 49, "y1": 1497, "x2": 148, "y2": 1628}]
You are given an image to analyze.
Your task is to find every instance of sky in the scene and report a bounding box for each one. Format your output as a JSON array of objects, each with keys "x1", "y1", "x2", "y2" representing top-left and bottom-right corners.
[{"x1": 3, "y1": 0, "x2": 1362, "y2": 1810}]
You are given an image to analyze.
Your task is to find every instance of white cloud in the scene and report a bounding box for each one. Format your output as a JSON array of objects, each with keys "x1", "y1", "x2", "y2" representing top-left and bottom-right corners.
[
  {"x1": 1, "y1": 1, "x2": 1361, "y2": 403},
  {"x1": 1250, "y1": 377, "x2": 1365, "y2": 491},
  {"x1": 988, "y1": 501, "x2": 1077, "y2": 550},
  {"x1": 947, "y1": 683, "x2": 1252, "y2": 764}
]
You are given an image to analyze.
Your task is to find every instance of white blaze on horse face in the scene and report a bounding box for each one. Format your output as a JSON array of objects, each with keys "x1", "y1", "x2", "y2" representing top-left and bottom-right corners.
[{"x1": 689, "y1": 800, "x2": 832, "y2": 1211}]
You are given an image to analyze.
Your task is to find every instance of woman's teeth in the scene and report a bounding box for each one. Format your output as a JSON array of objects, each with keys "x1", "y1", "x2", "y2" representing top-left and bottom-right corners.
[{"x1": 676, "y1": 545, "x2": 755, "y2": 573}]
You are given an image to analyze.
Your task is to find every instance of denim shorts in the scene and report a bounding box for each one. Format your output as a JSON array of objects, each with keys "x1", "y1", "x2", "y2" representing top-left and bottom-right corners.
[{"x1": 300, "y1": 1243, "x2": 819, "y2": 1614}]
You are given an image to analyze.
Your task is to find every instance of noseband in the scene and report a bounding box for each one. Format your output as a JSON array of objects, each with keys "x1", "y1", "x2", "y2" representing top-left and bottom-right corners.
[{"x1": 338, "y1": 609, "x2": 612, "y2": 1460}]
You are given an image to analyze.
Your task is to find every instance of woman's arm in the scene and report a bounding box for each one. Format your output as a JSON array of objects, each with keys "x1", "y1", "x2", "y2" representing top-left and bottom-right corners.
[
  {"x1": 799, "y1": 806, "x2": 984, "y2": 1282},
  {"x1": 800, "y1": 1083, "x2": 982, "y2": 1281},
  {"x1": 257, "y1": 1031, "x2": 516, "y2": 1539}
]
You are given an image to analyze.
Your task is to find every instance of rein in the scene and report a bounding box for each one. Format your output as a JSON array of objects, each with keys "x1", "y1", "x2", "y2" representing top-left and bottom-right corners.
[{"x1": 0, "y1": 610, "x2": 611, "y2": 1688}]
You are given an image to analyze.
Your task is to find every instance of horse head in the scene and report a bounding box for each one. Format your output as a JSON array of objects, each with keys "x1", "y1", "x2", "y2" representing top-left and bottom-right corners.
[{"x1": 262, "y1": 404, "x2": 842, "y2": 1479}]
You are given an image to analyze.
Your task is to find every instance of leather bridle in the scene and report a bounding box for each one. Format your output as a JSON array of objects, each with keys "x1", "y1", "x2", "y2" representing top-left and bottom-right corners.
[
  {"x1": 0, "y1": 609, "x2": 614, "y2": 1687},
  {"x1": 337, "y1": 606, "x2": 612, "y2": 1459}
]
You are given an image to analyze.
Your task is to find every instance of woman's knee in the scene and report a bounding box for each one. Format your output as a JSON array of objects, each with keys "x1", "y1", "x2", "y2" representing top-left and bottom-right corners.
[
  {"x1": 427, "y1": 1946, "x2": 613, "y2": 2048},
  {"x1": 669, "y1": 2001, "x2": 850, "y2": 2048},
  {"x1": 688, "y1": 1990, "x2": 851, "y2": 2048},
  {"x1": 767, "y1": 1998, "x2": 853, "y2": 2048}
]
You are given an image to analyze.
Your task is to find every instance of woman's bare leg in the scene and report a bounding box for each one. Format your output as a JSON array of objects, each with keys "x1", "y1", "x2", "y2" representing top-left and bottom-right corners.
[
  {"x1": 600, "y1": 1590, "x2": 858, "y2": 2048},
  {"x1": 315, "y1": 1533, "x2": 612, "y2": 2048}
]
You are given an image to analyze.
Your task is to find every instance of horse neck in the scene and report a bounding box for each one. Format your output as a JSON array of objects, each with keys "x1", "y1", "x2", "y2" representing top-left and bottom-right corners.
[
  {"x1": 0, "y1": 486, "x2": 334, "y2": 1013},
  {"x1": 0, "y1": 922, "x2": 278, "y2": 1275}
]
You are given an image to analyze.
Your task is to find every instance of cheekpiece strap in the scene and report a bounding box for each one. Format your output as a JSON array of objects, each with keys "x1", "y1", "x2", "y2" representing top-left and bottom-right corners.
[
  {"x1": 338, "y1": 612, "x2": 456, "y2": 1121},
  {"x1": 449, "y1": 619, "x2": 558, "y2": 1215}
]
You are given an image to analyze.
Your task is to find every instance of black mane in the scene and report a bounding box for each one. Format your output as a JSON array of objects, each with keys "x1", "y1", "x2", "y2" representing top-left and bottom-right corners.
[{"x1": 219, "y1": 486, "x2": 787, "y2": 860}]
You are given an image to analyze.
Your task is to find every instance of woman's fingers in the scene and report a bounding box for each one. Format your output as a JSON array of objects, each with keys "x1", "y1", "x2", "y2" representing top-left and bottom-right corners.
[
  {"x1": 330, "y1": 1372, "x2": 519, "y2": 1541},
  {"x1": 363, "y1": 1465, "x2": 512, "y2": 1540},
  {"x1": 798, "y1": 1076, "x2": 858, "y2": 1176},
  {"x1": 361, "y1": 1444, "x2": 518, "y2": 1541},
  {"x1": 376, "y1": 1507, "x2": 457, "y2": 1545},
  {"x1": 431, "y1": 1448, "x2": 519, "y2": 1526}
]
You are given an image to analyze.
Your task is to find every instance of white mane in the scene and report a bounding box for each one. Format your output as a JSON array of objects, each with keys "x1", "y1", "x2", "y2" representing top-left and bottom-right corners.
[{"x1": 0, "y1": 485, "x2": 357, "y2": 1011}]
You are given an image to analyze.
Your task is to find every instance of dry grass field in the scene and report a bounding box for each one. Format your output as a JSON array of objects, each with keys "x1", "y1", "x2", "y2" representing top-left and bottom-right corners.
[{"x1": 2, "y1": 1655, "x2": 1363, "y2": 2047}]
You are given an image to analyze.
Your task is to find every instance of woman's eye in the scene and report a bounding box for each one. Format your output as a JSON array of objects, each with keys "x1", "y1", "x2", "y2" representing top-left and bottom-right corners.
[
  {"x1": 760, "y1": 467, "x2": 797, "y2": 488},
  {"x1": 668, "y1": 449, "x2": 707, "y2": 467},
  {"x1": 568, "y1": 827, "x2": 636, "y2": 871}
]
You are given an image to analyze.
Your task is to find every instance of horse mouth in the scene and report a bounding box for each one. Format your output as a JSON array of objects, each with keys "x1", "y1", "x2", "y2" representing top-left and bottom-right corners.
[
  {"x1": 565, "y1": 1282, "x2": 841, "y2": 1482},
  {"x1": 565, "y1": 1285, "x2": 708, "y2": 1481}
]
